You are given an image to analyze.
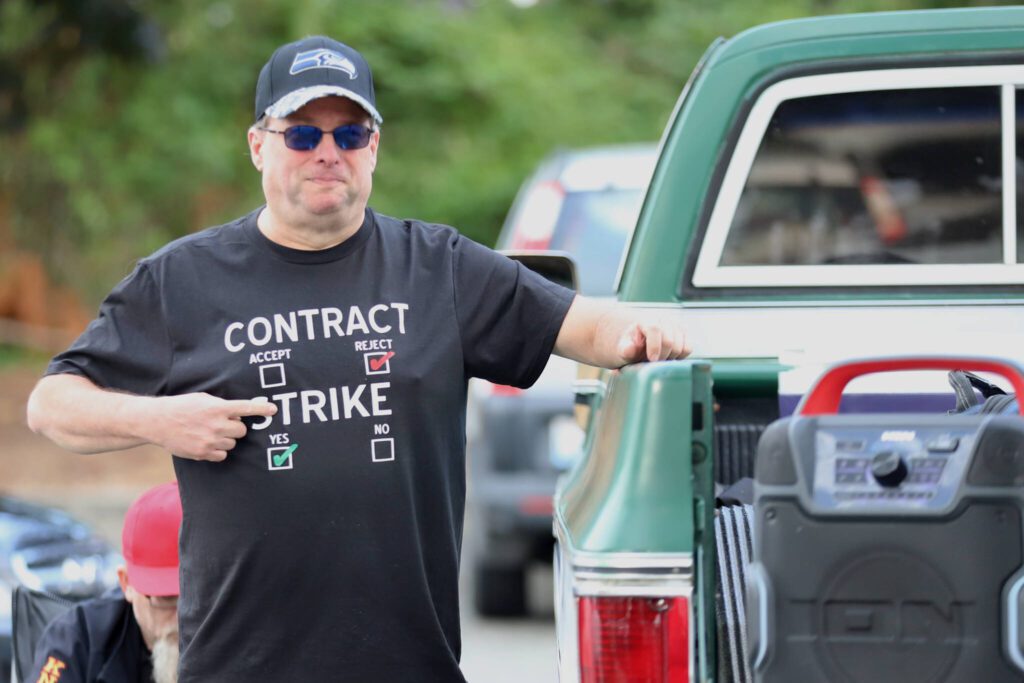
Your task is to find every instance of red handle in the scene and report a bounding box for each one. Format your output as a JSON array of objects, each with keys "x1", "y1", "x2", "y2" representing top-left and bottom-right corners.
[{"x1": 798, "y1": 356, "x2": 1024, "y2": 416}]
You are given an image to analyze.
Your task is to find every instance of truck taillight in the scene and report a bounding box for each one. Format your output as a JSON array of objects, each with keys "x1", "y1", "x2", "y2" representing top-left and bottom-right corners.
[{"x1": 578, "y1": 595, "x2": 690, "y2": 683}]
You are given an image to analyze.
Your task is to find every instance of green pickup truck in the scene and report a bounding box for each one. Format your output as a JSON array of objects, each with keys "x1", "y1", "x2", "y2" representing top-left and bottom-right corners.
[{"x1": 552, "y1": 7, "x2": 1024, "y2": 683}]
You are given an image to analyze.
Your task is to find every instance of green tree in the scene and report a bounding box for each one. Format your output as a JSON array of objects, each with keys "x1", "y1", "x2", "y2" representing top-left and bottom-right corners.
[{"x1": 0, "y1": 0, "x2": 1017, "y2": 304}]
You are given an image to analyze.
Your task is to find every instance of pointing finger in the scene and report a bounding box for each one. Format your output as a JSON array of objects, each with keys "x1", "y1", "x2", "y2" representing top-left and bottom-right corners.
[{"x1": 226, "y1": 399, "x2": 278, "y2": 417}]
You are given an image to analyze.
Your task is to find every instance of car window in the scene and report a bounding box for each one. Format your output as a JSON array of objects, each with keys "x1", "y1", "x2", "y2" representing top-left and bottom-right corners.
[
  {"x1": 721, "y1": 86, "x2": 1003, "y2": 267},
  {"x1": 548, "y1": 188, "x2": 644, "y2": 297}
]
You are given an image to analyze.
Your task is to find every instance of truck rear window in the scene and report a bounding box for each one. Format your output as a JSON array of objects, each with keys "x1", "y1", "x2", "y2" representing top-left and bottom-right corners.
[{"x1": 721, "y1": 86, "x2": 1003, "y2": 267}]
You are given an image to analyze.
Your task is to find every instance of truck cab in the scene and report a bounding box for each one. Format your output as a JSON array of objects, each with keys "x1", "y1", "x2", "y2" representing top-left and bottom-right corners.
[{"x1": 553, "y1": 8, "x2": 1024, "y2": 682}]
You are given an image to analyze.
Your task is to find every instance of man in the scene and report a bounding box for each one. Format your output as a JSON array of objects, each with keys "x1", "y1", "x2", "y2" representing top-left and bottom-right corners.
[
  {"x1": 26, "y1": 36, "x2": 688, "y2": 681},
  {"x1": 29, "y1": 482, "x2": 182, "y2": 683}
]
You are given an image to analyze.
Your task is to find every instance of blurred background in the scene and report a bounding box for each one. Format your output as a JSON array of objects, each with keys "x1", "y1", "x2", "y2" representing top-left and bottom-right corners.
[{"x1": 0, "y1": 0, "x2": 1016, "y2": 681}]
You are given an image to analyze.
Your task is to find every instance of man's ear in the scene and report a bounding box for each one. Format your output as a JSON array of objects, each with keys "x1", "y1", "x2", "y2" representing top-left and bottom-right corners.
[
  {"x1": 368, "y1": 129, "x2": 380, "y2": 173},
  {"x1": 116, "y1": 566, "x2": 133, "y2": 601},
  {"x1": 248, "y1": 127, "x2": 264, "y2": 172}
]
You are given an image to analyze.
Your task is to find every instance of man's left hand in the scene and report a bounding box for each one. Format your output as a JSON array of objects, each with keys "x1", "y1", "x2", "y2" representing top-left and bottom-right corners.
[
  {"x1": 615, "y1": 319, "x2": 691, "y2": 365},
  {"x1": 554, "y1": 296, "x2": 692, "y2": 369}
]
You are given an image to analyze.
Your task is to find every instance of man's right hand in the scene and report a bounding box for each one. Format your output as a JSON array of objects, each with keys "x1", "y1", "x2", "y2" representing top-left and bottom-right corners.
[
  {"x1": 144, "y1": 394, "x2": 278, "y2": 461},
  {"x1": 27, "y1": 374, "x2": 278, "y2": 459}
]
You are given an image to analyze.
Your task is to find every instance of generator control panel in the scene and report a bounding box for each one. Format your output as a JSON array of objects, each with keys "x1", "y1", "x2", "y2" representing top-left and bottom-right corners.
[{"x1": 812, "y1": 425, "x2": 976, "y2": 511}]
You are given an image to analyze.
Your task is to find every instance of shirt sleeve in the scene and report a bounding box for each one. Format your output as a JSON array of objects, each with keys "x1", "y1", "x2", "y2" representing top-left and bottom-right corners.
[
  {"x1": 45, "y1": 261, "x2": 172, "y2": 395},
  {"x1": 453, "y1": 235, "x2": 575, "y2": 388},
  {"x1": 28, "y1": 610, "x2": 88, "y2": 683}
]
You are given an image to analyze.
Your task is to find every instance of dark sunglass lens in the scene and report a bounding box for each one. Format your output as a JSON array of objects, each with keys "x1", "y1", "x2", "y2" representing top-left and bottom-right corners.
[
  {"x1": 332, "y1": 125, "x2": 372, "y2": 150},
  {"x1": 283, "y1": 126, "x2": 322, "y2": 151}
]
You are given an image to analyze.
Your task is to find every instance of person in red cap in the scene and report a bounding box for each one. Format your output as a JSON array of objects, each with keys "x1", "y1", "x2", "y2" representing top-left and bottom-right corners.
[{"x1": 28, "y1": 482, "x2": 182, "y2": 683}]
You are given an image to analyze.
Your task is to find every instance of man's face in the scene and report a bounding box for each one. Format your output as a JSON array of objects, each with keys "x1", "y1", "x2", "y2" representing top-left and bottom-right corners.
[
  {"x1": 118, "y1": 567, "x2": 179, "y2": 657},
  {"x1": 248, "y1": 96, "x2": 379, "y2": 230},
  {"x1": 126, "y1": 589, "x2": 179, "y2": 646},
  {"x1": 124, "y1": 584, "x2": 179, "y2": 683}
]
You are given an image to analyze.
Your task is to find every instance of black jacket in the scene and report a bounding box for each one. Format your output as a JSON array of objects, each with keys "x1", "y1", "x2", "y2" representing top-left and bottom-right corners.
[{"x1": 28, "y1": 590, "x2": 153, "y2": 683}]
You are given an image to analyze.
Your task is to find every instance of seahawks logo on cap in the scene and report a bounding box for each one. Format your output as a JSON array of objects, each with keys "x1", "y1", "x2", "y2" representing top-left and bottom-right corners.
[{"x1": 289, "y1": 49, "x2": 357, "y2": 79}]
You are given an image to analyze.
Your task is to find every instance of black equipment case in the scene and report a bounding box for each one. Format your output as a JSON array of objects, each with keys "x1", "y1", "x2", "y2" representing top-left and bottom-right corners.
[{"x1": 747, "y1": 357, "x2": 1024, "y2": 683}]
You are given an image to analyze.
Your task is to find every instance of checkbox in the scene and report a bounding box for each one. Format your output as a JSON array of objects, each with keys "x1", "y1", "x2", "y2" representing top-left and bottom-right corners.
[
  {"x1": 259, "y1": 363, "x2": 286, "y2": 388},
  {"x1": 371, "y1": 438, "x2": 395, "y2": 462},
  {"x1": 267, "y1": 446, "x2": 293, "y2": 471},
  {"x1": 364, "y1": 351, "x2": 394, "y2": 376}
]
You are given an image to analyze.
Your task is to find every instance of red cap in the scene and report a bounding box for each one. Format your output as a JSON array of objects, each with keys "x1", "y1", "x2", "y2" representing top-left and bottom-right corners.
[{"x1": 122, "y1": 482, "x2": 182, "y2": 597}]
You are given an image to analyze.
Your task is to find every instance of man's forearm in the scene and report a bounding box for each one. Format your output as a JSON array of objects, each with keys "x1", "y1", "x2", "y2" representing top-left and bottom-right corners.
[
  {"x1": 26, "y1": 374, "x2": 155, "y2": 453},
  {"x1": 553, "y1": 297, "x2": 621, "y2": 367}
]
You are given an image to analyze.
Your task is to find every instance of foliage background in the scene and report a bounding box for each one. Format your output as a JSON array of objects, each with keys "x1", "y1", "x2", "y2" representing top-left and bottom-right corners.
[{"x1": 0, "y1": 0, "x2": 1015, "y2": 305}]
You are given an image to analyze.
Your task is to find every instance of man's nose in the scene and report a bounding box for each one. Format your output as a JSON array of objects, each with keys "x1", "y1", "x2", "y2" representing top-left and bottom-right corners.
[{"x1": 314, "y1": 131, "x2": 342, "y2": 163}]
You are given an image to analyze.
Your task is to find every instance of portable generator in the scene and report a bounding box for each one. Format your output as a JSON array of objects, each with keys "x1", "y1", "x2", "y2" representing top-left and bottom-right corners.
[{"x1": 747, "y1": 357, "x2": 1024, "y2": 683}]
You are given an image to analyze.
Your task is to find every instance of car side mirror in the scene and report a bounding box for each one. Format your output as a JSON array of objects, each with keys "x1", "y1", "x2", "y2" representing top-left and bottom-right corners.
[{"x1": 500, "y1": 250, "x2": 579, "y2": 292}]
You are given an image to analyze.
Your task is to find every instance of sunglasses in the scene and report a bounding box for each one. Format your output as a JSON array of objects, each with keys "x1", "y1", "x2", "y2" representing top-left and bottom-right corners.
[{"x1": 258, "y1": 124, "x2": 374, "y2": 151}]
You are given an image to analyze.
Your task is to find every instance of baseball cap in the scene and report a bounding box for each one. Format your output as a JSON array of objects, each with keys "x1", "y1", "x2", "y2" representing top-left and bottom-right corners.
[
  {"x1": 254, "y1": 36, "x2": 383, "y2": 126},
  {"x1": 122, "y1": 482, "x2": 182, "y2": 597}
]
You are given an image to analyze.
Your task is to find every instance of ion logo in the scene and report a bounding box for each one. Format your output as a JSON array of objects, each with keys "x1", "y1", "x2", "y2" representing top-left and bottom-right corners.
[
  {"x1": 822, "y1": 599, "x2": 967, "y2": 641},
  {"x1": 796, "y1": 552, "x2": 970, "y2": 682}
]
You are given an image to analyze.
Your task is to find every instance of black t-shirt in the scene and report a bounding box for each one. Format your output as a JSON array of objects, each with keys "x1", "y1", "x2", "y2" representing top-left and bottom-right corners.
[
  {"x1": 29, "y1": 591, "x2": 153, "y2": 683},
  {"x1": 47, "y1": 208, "x2": 575, "y2": 682}
]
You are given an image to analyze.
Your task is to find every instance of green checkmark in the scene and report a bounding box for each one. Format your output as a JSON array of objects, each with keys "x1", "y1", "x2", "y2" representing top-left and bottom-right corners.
[{"x1": 273, "y1": 443, "x2": 298, "y2": 467}]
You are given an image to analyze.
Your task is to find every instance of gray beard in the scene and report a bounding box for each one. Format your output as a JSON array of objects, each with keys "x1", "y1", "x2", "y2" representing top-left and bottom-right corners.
[{"x1": 151, "y1": 636, "x2": 179, "y2": 683}]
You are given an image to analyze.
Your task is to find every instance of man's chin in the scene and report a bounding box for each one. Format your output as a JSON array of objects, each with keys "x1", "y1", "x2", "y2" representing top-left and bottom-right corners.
[
  {"x1": 302, "y1": 188, "x2": 366, "y2": 214},
  {"x1": 307, "y1": 198, "x2": 355, "y2": 217},
  {"x1": 151, "y1": 635, "x2": 179, "y2": 683}
]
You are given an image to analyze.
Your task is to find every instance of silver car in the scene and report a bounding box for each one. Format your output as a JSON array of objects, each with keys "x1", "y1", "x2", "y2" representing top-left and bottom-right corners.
[{"x1": 466, "y1": 143, "x2": 657, "y2": 616}]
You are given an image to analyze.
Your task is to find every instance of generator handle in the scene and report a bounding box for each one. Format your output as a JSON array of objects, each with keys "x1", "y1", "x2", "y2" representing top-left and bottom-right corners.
[{"x1": 798, "y1": 356, "x2": 1024, "y2": 416}]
